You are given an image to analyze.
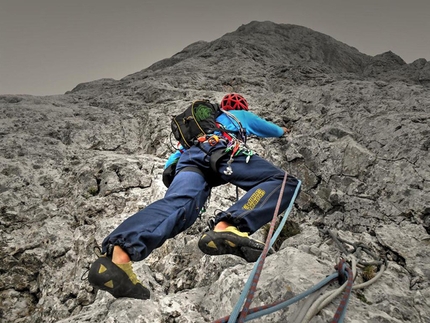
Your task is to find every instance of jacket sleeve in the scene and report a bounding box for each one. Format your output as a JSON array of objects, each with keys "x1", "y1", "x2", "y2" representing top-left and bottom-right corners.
[{"x1": 244, "y1": 111, "x2": 284, "y2": 138}]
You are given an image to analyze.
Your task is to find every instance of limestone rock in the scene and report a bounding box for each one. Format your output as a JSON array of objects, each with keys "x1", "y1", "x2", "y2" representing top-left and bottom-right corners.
[{"x1": 1, "y1": 21, "x2": 429, "y2": 323}]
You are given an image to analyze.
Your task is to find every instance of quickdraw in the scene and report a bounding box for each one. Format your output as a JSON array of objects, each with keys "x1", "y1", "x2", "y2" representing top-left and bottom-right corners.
[{"x1": 223, "y1": 138, "x2": 255, "y2": 176}]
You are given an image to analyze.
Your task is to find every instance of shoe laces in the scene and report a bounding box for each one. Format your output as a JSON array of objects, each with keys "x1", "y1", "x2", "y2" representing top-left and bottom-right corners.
[
  {"x1": 94, "y1": 246, "x2": 104, "y2": 258},
  {"x1": 207, "y1": 217, "x2": 216, "y2": 230},
  {"x1": 81, "y1": 246, "x2": 105, "y2": 281}
]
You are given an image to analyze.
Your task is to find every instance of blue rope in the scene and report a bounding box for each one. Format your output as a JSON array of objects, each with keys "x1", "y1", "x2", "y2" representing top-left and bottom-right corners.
[
  {"x1": 226, "y1": 179, "x2": 302, "y2": 323},
  {"x1": 237, "y1": 173, "x2": 290, "y2": 322},
  {"x1": 245, "y1": 273, "x2": 338, "y2": 321},
  {"x1": 214, "y1": 273, "x2": 338, "y2": 322}
]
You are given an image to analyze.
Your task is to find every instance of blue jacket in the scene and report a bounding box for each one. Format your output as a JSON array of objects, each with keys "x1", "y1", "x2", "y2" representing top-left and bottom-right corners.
[{"x1": 165, "y1": 110, "x2": 284, "y2": 168}]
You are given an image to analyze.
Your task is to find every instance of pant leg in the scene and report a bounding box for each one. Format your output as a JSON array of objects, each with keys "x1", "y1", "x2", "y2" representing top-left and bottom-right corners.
[
  {"x1": 215, "y1": 153, "x2": 300, "y2": 234},
  {"x1": 102, "y1": 171, "x2": 210, "y2": 261}
]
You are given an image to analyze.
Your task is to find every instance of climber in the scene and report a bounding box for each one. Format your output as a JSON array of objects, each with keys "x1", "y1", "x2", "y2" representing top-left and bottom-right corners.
[{"x1": 88, "y1": 93, "x2": 300, "y2": 300}]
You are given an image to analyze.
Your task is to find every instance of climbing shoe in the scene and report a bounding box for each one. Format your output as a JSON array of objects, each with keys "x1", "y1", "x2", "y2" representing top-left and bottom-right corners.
[
  {"x1": 198, "y1": 226, "x2": 271, "y2": 262},
  {"x1": 88, "y1": 257, "x2": 150, "y2": 300}
]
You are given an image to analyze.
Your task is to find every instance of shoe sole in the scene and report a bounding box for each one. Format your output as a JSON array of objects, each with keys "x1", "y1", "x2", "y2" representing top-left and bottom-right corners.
[
  {"x1": 88, "y1": 258, "x2": 150, "y2": 300},
  {"x1": 198, "y1": 230, "x2": 266, "y2": 262}
]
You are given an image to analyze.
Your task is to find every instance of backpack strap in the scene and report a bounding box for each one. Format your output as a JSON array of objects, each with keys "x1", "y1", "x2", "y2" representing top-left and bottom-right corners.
[{"x1": 219, "y1": 110, "x2": 247, "y2": 144}]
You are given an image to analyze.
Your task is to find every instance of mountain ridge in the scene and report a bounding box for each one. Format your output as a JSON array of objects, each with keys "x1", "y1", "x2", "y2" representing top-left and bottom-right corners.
[{"x1": 69, "y1": 20, "x2": 429, "y2": 94}]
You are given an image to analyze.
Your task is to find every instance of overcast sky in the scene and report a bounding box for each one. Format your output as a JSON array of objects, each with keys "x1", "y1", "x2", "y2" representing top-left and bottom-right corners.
[{"x1": 1, "y1": 0, "x2": 429, "y2": 96}]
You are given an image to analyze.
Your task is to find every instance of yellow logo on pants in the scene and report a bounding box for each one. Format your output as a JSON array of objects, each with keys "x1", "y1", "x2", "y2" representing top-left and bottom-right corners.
[{"x1": 243, "y1": 189, "x2": 266, "y2": 210}]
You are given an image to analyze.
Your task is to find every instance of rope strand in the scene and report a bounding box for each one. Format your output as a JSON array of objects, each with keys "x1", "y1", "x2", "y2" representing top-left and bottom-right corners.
[{"x1": 237, "y1": 172, "x2": 289, "y2": 322}]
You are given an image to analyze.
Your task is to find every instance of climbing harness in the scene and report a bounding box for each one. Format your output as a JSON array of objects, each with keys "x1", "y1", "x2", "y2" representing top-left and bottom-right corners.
[{"x1": 211, "y1": 177, "x2": 386, "y2": 323}]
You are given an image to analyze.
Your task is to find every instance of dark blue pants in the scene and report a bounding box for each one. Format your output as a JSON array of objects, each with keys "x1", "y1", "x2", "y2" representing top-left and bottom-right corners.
[{"x1": 102, "y1": 142, "x2": 300, "y2": 261}]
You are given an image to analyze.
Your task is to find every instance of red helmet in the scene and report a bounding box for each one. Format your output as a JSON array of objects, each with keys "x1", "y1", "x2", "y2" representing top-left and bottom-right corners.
[{"x1": 220, "y1": 93, "x2": 249, "y2": 111}]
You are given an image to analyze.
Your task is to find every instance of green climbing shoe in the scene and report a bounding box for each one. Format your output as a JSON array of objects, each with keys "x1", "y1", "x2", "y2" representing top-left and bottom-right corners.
[
  {"x1": 88, "y1": 257, "x2": 150, "y2": 300},
  {"x1": 198, "y1": 226, "x2": 271, "y2": 262}
]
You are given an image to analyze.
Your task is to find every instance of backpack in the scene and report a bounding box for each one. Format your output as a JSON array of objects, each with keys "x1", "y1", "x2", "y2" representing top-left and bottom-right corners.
[{"x1": 171, "y1": 100, "x2": 222, "y2": 148}]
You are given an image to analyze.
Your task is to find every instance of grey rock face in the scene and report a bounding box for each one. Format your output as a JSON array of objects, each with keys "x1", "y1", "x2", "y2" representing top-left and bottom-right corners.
[{"x1": 1, "y1": 21, "x2": 429, "y2": 323}]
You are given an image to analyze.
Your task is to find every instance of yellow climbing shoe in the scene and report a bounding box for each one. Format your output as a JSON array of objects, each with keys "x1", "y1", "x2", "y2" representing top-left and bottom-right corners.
[
  {"x1": 88, "y1": 257, "x2": 150, "y2": 300},
  {"x1": 198, "y1": 226, "x2": 271, "y2": 262}
]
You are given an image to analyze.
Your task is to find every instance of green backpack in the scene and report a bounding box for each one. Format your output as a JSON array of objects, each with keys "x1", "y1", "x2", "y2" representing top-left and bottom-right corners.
[{"x1": 171, "y1": 100, "x2": 222, "y2": 148}]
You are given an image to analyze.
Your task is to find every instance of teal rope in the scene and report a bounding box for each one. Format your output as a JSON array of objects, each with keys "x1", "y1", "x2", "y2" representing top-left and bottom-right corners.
[
  {"x1": 245, "y1": 273, "x2": 338, "y2": 321},
  {"x1": 237, "y1": 172, "x2": 290, "y2": 322},
  {"x1": 213, "y1": 273, "x2": 338, "y2": 323},
  {"x1": 226, "y1": 179, "x2": 302, "y2": 323}
]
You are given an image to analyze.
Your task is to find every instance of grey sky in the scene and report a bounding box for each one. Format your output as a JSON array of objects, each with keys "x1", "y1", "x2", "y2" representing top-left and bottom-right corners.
[{"x1": 1, "y1": 0, "x2": 429, "y2": 96}]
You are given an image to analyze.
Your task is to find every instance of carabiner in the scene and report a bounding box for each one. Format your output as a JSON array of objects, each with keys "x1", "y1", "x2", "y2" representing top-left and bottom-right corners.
[{"x1": 208, "y1": 135, "x2": 219, "y2": 146}]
